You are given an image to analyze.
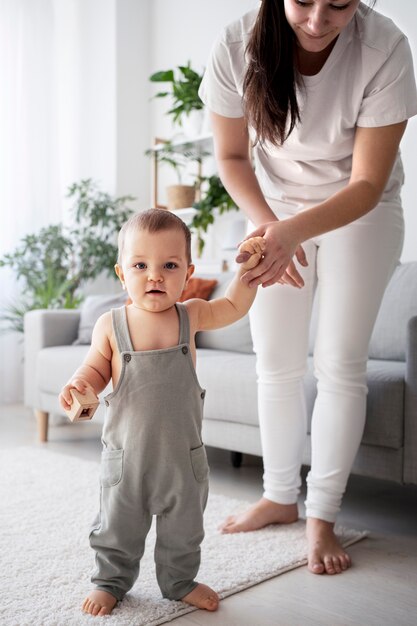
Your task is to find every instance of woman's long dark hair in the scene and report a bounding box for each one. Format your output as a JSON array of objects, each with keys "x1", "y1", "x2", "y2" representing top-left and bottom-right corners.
[
  {"x1": 243, "y1": 0, "x2": 377, "y2": 146},
  {"x1": 243, "y1": 0, "x2": 300, "y2": 146}
]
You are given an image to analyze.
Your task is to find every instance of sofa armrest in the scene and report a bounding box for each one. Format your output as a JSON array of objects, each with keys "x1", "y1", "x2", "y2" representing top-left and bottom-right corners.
[
  {"x1": 24, "y1": 309, "x2": 81, "y2": 409},
  {"x1": 404, "y1": 315, "x2": 417, "y2": 484}
]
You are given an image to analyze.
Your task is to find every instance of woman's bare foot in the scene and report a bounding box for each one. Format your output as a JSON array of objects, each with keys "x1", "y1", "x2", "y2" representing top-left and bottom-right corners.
[
  {"x1": 219, "y1": 497, "x2": 298, "y2": 533},
  {"x1": 306, "y1": 517, "x2": 352, "y2": 575},
  {"x1": 82, "y1": 590, "x2": 118, "y2": 616},
  {"x1": 181, "y1": 583, "x2": 219, "y2": 611}
]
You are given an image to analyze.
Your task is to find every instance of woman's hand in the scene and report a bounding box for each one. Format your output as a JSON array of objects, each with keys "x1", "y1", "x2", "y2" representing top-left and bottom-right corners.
[{"x1": 236, "y1": 221, "x2": 308, "y2": 288}]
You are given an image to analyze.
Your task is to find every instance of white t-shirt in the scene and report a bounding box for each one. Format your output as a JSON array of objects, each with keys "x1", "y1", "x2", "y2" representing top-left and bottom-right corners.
[{"x1": 199, "y1": 3, "x2": 417, "y2": 212}]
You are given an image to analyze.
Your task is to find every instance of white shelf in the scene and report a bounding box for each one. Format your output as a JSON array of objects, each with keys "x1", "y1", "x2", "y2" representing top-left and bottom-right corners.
[
  {"x1": 152, "y1": 134, "x2": 213, "y2": 158},
  {"x1": 151, "y1": 133, "x2": 214, "y2": 209}
]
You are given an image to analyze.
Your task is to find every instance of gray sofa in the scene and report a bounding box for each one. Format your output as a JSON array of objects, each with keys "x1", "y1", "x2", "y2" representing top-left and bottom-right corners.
[{"x1": 24, "y1": 262, "x2": 417, "y2": 486}]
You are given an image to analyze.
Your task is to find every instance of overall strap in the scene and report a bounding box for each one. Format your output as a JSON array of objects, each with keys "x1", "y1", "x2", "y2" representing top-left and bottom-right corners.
[
  {"x1": 175, "y1": 302, "x2": 190, "y2": 345},
  {"x1": 111, "y1": 306, "x2": 134, "y2": 353}
]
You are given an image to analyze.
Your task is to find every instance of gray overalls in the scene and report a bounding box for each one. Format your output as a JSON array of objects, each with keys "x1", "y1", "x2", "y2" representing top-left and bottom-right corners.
[{"x1": 89, "y1": 303, "x2": 209, "y2": 602}]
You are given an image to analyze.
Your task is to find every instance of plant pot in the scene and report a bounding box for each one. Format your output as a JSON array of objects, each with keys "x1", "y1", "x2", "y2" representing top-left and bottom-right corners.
[
  {"x1": 166, "y1": 185, "x2": 196, "y2": 210},
  {"x1": 181, "y1": 109, "x2": 204, "y2": 138}
]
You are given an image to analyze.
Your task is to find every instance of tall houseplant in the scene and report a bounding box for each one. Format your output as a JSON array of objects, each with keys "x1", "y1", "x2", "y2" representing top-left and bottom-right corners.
[
  {"x1": 149, "y1": 60, "x2": 238, "y2": 253},
  {"x1": 0, "y1": 179, "x2": 134, "y2": 333}
]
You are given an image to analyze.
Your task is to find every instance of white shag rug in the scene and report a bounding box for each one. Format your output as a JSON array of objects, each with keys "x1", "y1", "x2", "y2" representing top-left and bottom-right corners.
[{"x1": 0, "y1": 448, "x2": 367, "y2": 626}]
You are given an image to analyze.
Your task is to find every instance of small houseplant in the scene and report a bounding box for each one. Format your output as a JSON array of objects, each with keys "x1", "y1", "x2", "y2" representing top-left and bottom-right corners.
[
  {"x1": 149, "y1": 61, "x2": 204, "y2": 130},
  {"x1": 191, "y1": 175, "x2": 238, "y2": 256},
  {"x1": 0, "y1": 179, "x2": 134, "y2": 333},
  {"x1": 146, "y1": 140, "x2": 209, "y2": 210}
]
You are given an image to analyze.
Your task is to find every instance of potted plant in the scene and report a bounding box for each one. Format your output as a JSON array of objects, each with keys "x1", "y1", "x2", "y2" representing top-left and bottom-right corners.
[
  {"x1": 0, "y1": 179, "x2": 134, "y2": 333},
  {"x1": 149, "y1": 61, "x2": 205, "y2": 135},
  {"x1": 146, "y1": 140, "x2": 209, "y2": 210},
  {"x1": 191, "y1": 175, "x2": 238, "y2": 256}
]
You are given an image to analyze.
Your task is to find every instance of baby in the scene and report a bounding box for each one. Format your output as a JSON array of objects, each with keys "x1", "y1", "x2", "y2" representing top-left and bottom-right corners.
[{"x1": 59, "y1": 208, "x2": 264, "y2": 617}]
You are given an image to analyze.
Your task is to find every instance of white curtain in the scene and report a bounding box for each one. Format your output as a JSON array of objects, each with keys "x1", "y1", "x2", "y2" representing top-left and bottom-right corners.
[
  {"x1": 0, "y1": 0, "x2": 118, "y2": 405},
  {"x1": 0, "y1": 0, "x2": 64, "y2": 404},
  {"x1": 0, "y1": 0, "x2": 154, "y2": 407}
]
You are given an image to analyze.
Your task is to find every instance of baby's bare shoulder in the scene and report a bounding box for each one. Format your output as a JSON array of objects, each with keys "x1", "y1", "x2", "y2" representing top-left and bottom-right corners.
[
  {"x1": 183, "y1": 298, "x2": 213, "y2": 331},
  {"x1": 93, "y1": 311, "x2": 112, "y2": 335},
  {"x1": 91, "y1": 311, "x2": 113, "y2": 357}
]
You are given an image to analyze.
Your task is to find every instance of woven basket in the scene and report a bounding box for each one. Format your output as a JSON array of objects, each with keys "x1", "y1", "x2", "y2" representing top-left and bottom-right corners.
[{"x1": 166, "y1": 185, "x2": 196, "y2": 210}]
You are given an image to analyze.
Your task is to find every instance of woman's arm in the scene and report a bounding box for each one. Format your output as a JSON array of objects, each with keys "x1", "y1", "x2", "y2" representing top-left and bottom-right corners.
[
  {"x1": 211, "y1": 112, "x2": 307, "y2": 287},
  {"x1": 289, "y1": 122, "x2": 407, "y2": 242},
  {"x1": 243, "y1": 121, "x2": 408, "y2": 287},
  {"x1": 210, "y1": 112, "x2": 276, "y2": 225}
]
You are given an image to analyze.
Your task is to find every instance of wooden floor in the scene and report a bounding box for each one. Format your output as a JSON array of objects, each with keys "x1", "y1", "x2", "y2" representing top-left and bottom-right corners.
[{"x1": 1, "y1": 405, "x2": 417, "y2": 626}]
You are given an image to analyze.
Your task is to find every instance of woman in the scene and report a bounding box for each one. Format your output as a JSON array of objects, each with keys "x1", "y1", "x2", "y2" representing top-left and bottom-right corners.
[{"x1": 199, "y1": 0, "x2": 417, "y2": 574}]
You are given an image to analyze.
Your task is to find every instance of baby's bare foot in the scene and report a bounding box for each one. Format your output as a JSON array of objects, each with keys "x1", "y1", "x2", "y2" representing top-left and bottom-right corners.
[
  {"x1": 82, "y1": 590, "x2": 118, "y2": 616},
  {"x1": 219, "y1": 497, "x2": 298, "y2": 533},
  {"x1": 306, "y1": 517, "x2": 352, "y2": 575},
  {"x1": 181, "y1": 583, "x2": 219, "y2": 611}
]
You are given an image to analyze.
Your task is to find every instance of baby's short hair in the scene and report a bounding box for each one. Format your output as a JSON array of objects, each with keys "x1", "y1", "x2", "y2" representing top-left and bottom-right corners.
[{"x1": 117, "y1": 208, "x2": 192, "y2": 265}]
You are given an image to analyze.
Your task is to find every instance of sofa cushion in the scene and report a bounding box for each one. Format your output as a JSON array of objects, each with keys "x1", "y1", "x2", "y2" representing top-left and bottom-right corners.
[
  {"x1": 197, "y1": 348, "x2": 405, "y2": 451},
  {"x1": 196, "y1": 273, "x2": 253, "y2": 354},
  {"x1": 37, "y1": 345, "x2": 91, "y2": 394},
  {"x1": 362, "y1": 359, "x2": 405, "y2": 448},
  {"x1": 309, "y1": 263, "x2": 417, "y2": 361},
  {"x1": 368, "y1": 262, "x2": 417, "y2": 361},
  {"x1": 73, "y1": 293, "x2": 128, "y2": 345},
  {"x1": 196, "y1": 349, "x2": 258, "y2": 425},
  {"x1": 179, "y1": 277, "x2": 218, "y2": 301},
  {"x1": 304, "y1": 357, "x2": 405, "y2": 449}
]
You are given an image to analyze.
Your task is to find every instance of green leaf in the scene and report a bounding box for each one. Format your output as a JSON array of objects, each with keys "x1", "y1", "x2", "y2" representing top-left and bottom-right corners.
[
  {"x1": 189, "y1": 175, "x2": 237, "y2": 251},
  {"x1": 149, "y1": 62, "x2": 204, "y2": 126},
  {"x1": 149, "y1": 70, "x2": 174, "y2": 83}
]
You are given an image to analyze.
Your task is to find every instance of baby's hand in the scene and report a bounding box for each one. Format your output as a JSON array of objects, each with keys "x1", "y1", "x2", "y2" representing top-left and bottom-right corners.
[
  {"x1": 236, "y1": 236, "x2": 266, "y2": 270},
  {"x1": 59, "y1": 379, "x2": 96, "y2": 412}
]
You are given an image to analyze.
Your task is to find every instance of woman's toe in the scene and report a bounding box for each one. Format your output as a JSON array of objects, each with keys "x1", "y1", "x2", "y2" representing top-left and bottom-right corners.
[{"x1": 324, "y1": 556, "x2": 335, "y2": 574}]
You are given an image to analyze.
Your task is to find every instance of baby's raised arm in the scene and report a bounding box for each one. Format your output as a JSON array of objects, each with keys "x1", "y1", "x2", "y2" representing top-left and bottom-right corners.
[
  {"x1": 59, "y1": 313, "x2": 113, "y2": 412},
  {"x1": 187, "y1": 237, "x2": 265, "y2": 332}
]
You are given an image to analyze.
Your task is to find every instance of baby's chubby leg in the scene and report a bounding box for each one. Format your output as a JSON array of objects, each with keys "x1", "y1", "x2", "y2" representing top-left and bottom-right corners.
[
  {"x1": 181, "y1": 583, "x2": 219, "y2": 611},
  {"x1": 82, "y1": 589, "x2": 118, "y2": 616}
]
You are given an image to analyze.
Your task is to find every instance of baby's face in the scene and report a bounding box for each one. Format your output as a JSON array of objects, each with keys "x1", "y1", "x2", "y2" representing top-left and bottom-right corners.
[{"x1": 116, "y1": 227, "x2": 193, "y2": 312}]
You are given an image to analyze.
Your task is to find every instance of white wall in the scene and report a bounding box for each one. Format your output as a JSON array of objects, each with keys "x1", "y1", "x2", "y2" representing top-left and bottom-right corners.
[
  {"x1": 54, "y1": 0, "x2": 117, "y2": 197},
  {"x1": 116, "y1": 0, "x2": 151, "y2": 210},
  {"x1": 377, "y1": 0, "x2": 417, "y2": 261},
  {"x1": 55, "y1": 0, "x2": 151, "y2": 209},
  {"x1": 149, "y1": 0, "x2": 258, "y2": 140}
]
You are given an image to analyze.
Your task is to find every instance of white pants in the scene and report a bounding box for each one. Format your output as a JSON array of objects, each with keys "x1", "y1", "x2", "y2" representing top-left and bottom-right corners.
[{"x1": 249, "y1": 201, "x2": 404, "y2": 522}]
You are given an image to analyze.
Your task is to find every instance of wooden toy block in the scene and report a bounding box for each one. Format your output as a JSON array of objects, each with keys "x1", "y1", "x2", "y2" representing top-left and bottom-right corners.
[{"x1": 66, "y1": 388, "x2": 99, "y2": 422}]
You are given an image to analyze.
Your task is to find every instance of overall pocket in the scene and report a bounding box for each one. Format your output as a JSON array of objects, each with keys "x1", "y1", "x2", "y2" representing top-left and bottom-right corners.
[
  {"x1": 100, "y1": 448, "x2": 124, "y2": 487},
  {"x1": 190, "y1": 445, "x2": 209, "y2": 482}
]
